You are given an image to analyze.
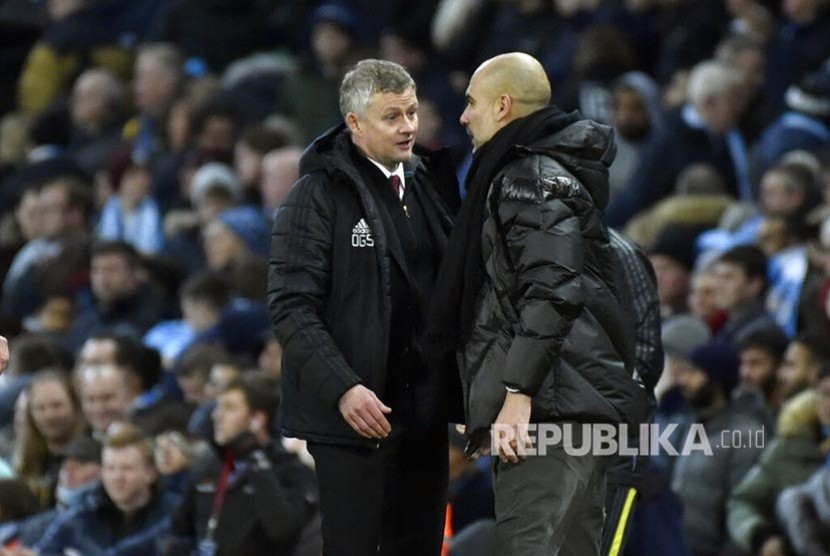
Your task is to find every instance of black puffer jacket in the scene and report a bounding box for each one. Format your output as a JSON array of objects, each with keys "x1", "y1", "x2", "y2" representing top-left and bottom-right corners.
[
  {"x1": 268, "y1": 125, "x2": 457, "y2": 447},
  {"x1": 461, "y1": 119, "x2": 649, "y2": 452}
]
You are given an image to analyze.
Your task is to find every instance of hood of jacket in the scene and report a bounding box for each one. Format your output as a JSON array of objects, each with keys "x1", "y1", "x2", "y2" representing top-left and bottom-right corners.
[
  {"x1": 520, "y1": 117, "x2": 616, "y2": 210},
  {"x1": 299, "y1": 124, "x2": 354, "y2": 179}
]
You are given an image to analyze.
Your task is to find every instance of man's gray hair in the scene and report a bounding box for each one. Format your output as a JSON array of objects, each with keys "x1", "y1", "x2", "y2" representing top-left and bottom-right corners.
[
  {"x1": 686, "y1": 60, "x2": 742, "y2": 108},
  {"x1": 339, "y1": 59, "x2": 416, "y2": 118}
]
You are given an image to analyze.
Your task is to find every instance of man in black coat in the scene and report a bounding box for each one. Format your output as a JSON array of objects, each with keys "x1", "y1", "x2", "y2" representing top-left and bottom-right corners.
[
  {"x1": 268, "y1": 58, "x2": 459, "y2": 555},
  {"x1": 430, "y1": 52, "x2": 649, "y2": 556},
  {"x1": 168, "y1": 374, "x2": 317, "y2": 555}
]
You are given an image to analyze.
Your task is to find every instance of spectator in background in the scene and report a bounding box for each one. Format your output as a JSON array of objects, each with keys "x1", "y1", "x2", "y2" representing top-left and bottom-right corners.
[
  {"x1": 97, "y1": 149, "x2": 165, "y2": 255},
  {"x1": 606, "y1": 60, "x2": 750, "y2": 227},
  {"x1": 70, "y1": 241, "x2": 167, "y2": 348},
  {"x1": 276, "y1": 2, "x2": 363, "y2": 143},
  {"x1": 260, "y1": 147, "x2": 302, "y2": 218},
  {"x1": 751, "y1": 67, "x2": 830, "y2": 187},
  {"x1": 125, "y1": 42, "x2": 184, "y2": 162},
  {"x1": 775, "y1": 373, "x2": 830, "y2": 555},
  {"x1": 76, "y1": 364, "x2": 134, "y2": 440},
  {"x1": 608, "y1": 71, "x2": 664, "y2": 202},
  {"x1": 15, "y1": 0, "x2": 158, "y2": 116},
  {"x1": 3, "y1": 176, "x2": 93, "y2": 322},
  {"x1": 66, "y1": 68, "x2": 127, "y2": 175},
  {"x1": 656, "y1": 314, "x2": 712, "y2": 405},
  {"x1": 153, "y1": 429, "x2": 203, "y2": 497},
  {"x1": 0, "y1": 334, "x2": 69, "y2": 430},
  {"x1": 35, "y1": 424, "x2": 179, "y2": 555},
  {"x1": 714, "y1": 245, "x2": 782, "y2": 346},
  {"x1": 0, "y1": 436, "x2": 102, "y2": 548},
  {"x1": 778, "y1": 333, "x2": 829, "y2": 401},
  {"x1": 188, "y1": 103, "x2": 237, "y2": 154},
  {"x1": 162, "y1": 162, "x2": 239, "y2": 275},
  {"x1": 735, "y1": 327, "x2": 790, "y2": 419},
  {"x1": 714, "y1": 35, "x2": 767, "y2": 144},
  {"x1": 76, "y1": 333, "x2": 190, "y2": 435},
  {"x1": 697, "y1": 160, "x2": 816, "y2": 255},
  {"x1": 234, "y1": 124, "x2": 297, "y2": 206},
  {"x1": 728, "y1": 381, "x2": 830, "y2": 556},
  {"x1": 671, "y1": 341, "x2": 766, "y2": 556},
  {"x1": 168, "y1": 374, "x2": 317, "y2": 555},
  {"x1": 763, "y1": 0, "x2": 830, "y2": 118},
  {"x1": 184, "y1": 349, "x2": 241, "y2": 441},
  {"x1": 173, "y1": 344, "x2": 231, "y2": 411},
  {"x1": 202, "y1": 206, "x2": 269, "y2": 276},
  {"x1": 0, "y1": 183, "x2": 39, "y2": 288},
  {"x1": 688, "y1": 267, "x2": 729, "y2": 335},
  {"x1": 16, "y1": 370, "x2": 85, "y2": 508},
  {"x1": 648, "y1": 225, "x2": 700, "y2": 319},
  {"x1": 762, "y1": 214, "x2": 812, "y2": 336},
  {"x1": 144, "y1": 271, "x2": 231, "y2": 367},
  {"x1": 557, "y1": 24, "x2": 638, "y2": 126},
  {"x1": 623, "y1": 162, "x2": 735, "y2": 254}
]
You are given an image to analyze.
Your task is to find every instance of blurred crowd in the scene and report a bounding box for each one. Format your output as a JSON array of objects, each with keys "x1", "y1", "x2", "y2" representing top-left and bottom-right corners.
[{"x1": 0, "y1": 0, "x2": 829, "y2": 554}]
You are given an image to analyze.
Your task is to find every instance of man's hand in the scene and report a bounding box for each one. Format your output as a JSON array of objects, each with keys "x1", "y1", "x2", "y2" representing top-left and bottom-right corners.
[
  {"x1": 759, "y1": 536, "x2": 787, "y2": 556},
  {"x1": 493, "y1": 392, "x2": 533, "y2": 463},
  {"x1": 0, "y1": 336, "x2": 8, "y2": 374},
  {"x1": 338, "y1": 385, "x2": 392, "y2": 439}
]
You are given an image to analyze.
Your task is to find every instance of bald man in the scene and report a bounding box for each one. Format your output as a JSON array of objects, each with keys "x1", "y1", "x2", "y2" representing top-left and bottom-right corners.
[{"x1": 429, "y1": 53, "x2": 649, "y2": 555}]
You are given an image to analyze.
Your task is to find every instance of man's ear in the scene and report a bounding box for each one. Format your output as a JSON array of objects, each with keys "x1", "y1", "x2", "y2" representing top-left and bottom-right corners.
[
  {"x1": 494, "y1": 94, "x2": 513, "y2": 123},
  {"x1": 346, "y1": 113, "x2": 361, "y2": 135}
]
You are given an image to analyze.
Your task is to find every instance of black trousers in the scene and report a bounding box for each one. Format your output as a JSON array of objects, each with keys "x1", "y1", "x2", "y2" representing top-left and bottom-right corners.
[{"x1": 308, "y1": 421, "x2": 448, "y2": 556}]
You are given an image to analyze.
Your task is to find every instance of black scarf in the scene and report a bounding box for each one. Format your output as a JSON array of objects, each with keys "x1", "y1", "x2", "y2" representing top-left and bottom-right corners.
[{"x1": 426, "y1": 107, "x2": 580, "y2": 355}]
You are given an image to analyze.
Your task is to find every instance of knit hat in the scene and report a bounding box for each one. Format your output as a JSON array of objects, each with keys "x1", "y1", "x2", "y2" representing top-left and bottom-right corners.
[
  {"x1": 662, "y1": 314, "x2": 711, "y2": 359},
  {"x1": 649, "y1": 225, "x2": 701, "y2": 271},
  {"x1": 311, "y1": 2, "x2": 360, "y2": 38},
  {"x1": 688, "y1": 341, "x2": 740, "y2": 396},
  {"x1": 785, "y1": 69, "x2": 830, "y2": 119},
  {"x1": 218, "y1": 206, "x2": 270, "y2": 256},
  {"x1": 190, "y1": 162, "x2": 240, "y2": 207}
]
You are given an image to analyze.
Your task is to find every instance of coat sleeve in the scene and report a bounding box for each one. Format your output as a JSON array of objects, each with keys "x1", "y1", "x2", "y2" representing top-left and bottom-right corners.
[
  {"x1": 267, "y1": 176, "x2": 362, "y2": 408},
  {"x1": 32, "y1": 508, "x2": 76, "y2": 556},
  {"x1": 609, "y1": 231, "x2": 663, "y2": 392},
  {"x1": 726, "y1": 449, "x2": 782, "y2": 552},
  {"x1": 776, "y1": 472, "x2": 830, "y2": 556},
  {"x1": 247, "y1": 451, "x2": 318, "y2": 544},
  {"x1": 496, "y1": 182, "x2": 585, "y2": 396}
]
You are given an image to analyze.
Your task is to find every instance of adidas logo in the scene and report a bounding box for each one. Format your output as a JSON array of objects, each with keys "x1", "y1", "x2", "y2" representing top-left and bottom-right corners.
[{"x1": 351, "y1": 218, "x2": 375, "y2": 248}]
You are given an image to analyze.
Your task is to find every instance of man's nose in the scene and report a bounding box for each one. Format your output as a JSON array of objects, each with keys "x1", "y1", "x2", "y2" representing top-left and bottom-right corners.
[{"x1": 400, "y1": 116, "x2": 415, "y2": 133}]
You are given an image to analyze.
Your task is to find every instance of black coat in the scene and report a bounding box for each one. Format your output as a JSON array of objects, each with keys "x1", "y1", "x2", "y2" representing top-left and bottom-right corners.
[
  {"x1": 268, "y1": 124, "x2": 458, "y2": 447},
  {"x1": 169, "y1": 440, "x2": 317, "y2": 556},
  {"x1": 461, "y1": 118, "x2": 650, "y2": 452}
]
